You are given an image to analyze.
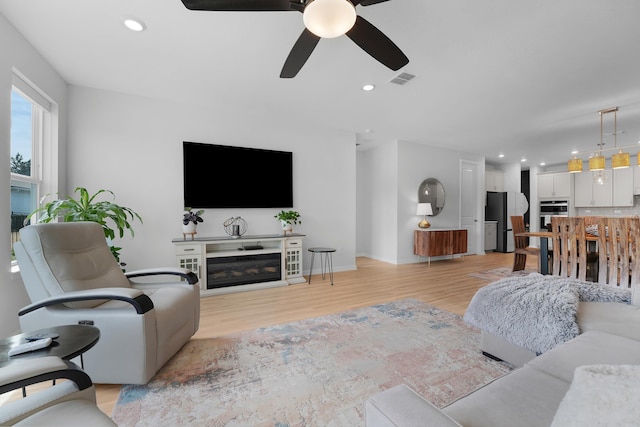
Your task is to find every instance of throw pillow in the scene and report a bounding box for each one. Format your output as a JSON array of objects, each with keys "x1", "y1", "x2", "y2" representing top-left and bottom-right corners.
[{"x1": 551, "y1": 364, "x2": 640, "y2": 427}]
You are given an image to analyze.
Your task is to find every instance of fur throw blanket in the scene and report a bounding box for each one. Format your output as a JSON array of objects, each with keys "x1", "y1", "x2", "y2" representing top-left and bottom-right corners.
[{"x1": 463, "y1": 273, "x2": 631, "y2": 354}]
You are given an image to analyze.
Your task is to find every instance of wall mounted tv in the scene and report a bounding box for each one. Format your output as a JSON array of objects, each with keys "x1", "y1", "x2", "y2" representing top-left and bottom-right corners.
[{"x1": 183, "y1": 141, "x2": 293, "y2": 209}]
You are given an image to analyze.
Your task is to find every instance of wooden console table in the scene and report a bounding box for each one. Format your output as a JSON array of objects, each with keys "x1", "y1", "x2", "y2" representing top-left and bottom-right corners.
[
  {"x1": 172, "y1": 233, "x2": 306, "y2": 297},
  {"x1": 414, "y1": 228, "x2": 467, "y2": 265}
]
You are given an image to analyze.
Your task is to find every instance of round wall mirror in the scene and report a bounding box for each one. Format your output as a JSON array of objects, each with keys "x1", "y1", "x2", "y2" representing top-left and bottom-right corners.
[{"x1": 418, "y1": 178, "x2": 445, "y2": 216}]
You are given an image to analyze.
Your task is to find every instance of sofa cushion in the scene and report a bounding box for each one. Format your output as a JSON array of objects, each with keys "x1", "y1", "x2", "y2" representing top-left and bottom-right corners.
[
  {"x1": 577, "y1": 301, "x2": 640, "y2": 341},
  {"x1": 550, "y1": 364, "x2": 640, "y2": 427},
  {"x1": 442, "y1": 366, "x2": 570, "y2": 427},
  {"x1": 526, "y1": 330, "x2": 640, "y2": 383},
  {"x1": 366, "y1": 384, "x2": 462, "y2": 427}
]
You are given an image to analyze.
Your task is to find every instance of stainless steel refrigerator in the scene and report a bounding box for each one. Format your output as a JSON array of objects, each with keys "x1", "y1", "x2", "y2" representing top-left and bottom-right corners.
[{"x1": 485, "y1": 191, "x2": 529, "y2": 252}]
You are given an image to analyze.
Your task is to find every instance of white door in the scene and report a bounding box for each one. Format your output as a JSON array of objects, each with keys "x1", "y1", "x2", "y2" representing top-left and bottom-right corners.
[{"x1": 461, "y1": 160, "x2": 481, "y2": 254}]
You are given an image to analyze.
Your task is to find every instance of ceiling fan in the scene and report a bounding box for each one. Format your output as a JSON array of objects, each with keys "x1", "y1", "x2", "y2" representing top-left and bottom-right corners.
[{"x1": 180, "y1": 0, "x2": 409, "y2": 78}]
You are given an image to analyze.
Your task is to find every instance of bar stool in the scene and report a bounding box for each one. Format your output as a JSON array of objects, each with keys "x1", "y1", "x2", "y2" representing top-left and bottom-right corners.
[{"x1": 308, "y1": 247, "x2": 336, "y2": 285}]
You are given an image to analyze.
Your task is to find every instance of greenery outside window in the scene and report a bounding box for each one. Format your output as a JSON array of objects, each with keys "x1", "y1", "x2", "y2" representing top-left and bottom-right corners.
[{"x1": 10, "y1": 74, "x2": 54, "y2": 261}]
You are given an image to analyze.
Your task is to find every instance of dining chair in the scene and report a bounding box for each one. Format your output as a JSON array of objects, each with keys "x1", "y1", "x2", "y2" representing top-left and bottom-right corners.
[
  {"x1": 551, "y1": 216, "x2": 590, "y2": 281},
  {"x1": 511, "y1": 216, "x2": 545, "y2": 272},
  {"x1": 592, "y1": 217, "x2": 640, "y2": 288}
]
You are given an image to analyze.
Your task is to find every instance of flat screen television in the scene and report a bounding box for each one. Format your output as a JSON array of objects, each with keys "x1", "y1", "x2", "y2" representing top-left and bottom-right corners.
[{"x1": 183, "y1": 141, "x2": 293, "y2": 209}]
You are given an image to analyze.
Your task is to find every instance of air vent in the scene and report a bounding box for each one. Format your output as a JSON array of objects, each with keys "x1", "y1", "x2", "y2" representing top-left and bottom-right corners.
[{"x1": 390, "y1": 72, "x2": 415, "y2": 85}]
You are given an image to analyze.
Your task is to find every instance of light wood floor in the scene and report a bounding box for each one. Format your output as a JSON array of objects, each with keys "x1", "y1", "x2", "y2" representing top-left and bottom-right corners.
[{"x1": 95, "y1": 251, "x2": 529, "y2": 416}]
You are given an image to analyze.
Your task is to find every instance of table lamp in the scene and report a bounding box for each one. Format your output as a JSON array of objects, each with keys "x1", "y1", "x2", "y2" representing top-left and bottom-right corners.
[{"x1": 416, "y1": 203, "x2": 433, "y2": 228}]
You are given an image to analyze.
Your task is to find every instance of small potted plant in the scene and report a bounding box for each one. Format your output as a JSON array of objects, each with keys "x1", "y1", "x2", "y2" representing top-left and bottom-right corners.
[
  {"x1": 274, "y1": 210, "x2": 301, "y2": 235},
  {"x1": 183, "y1": 207, "x2": 204, "y2": 238}
]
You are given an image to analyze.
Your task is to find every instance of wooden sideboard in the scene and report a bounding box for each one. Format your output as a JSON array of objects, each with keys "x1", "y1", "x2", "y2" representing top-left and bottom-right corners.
[{"x1": 414, "y1": 228, "x2": 468, "y2": 264}]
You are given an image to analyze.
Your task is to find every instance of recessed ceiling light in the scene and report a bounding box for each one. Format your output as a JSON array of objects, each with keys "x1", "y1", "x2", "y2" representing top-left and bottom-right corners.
[
  {"x1": 521, "y1": 158, "x2": 527, "y2": 162},
  {"x1": 498, "y1": 154, "x2": 505, "y2": 158},
  {"x1": 540, "y1": 162, "x2": 546, "y2": 166},
  {"x1": 362, "y1": 84, "x2": 375, "y2": 91},
  {"x1": 124, "y1": 18, "x2": 146, "y2": 32},
  {"x1": 571, "y1": 150, "x2": 578, "y2": 154}
]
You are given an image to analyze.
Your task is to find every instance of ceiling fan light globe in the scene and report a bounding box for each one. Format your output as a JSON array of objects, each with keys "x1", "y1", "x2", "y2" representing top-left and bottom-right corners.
[{"x1": 303, "y1": 0, "x2": 356, "y2": 38}]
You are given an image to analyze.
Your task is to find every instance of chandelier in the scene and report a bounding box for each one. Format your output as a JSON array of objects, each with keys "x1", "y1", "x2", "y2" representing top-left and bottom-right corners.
[{"x1": 567, "y1": 107, "x2": 634, "y2": 174}]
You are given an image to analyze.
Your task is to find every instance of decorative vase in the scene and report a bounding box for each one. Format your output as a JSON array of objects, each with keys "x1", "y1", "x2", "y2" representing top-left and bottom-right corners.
[
  {"x1": 281, "y1": 221, "x2": 293, "y2": 235},
  {"x1": 182, "y1": 222, "x2": 197, "y2": 240}
]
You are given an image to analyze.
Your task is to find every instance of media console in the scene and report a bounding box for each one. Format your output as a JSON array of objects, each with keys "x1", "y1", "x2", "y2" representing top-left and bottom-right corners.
[{"x1": 172, "y1": 233, "x2": 306, "y2": 297}]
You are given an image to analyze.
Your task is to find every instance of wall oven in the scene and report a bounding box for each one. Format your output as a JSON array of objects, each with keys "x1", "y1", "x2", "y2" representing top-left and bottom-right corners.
[{"x1": 539, "y1": 200, "x2": 568, "y2": 230}]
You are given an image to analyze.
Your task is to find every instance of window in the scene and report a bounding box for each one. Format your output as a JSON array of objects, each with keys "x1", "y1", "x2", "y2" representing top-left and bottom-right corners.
[{"x1": 10, "y1": 73, "x2": 54, "y2": 259}]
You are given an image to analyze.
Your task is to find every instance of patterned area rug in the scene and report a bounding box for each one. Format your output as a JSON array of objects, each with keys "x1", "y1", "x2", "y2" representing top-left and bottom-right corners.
[
  {"x1": 112, "y1": 299, "x2": 512, "y2": 426},
  {"x1": 467, "y1": 266, "x2": 538, "y2": 281}
]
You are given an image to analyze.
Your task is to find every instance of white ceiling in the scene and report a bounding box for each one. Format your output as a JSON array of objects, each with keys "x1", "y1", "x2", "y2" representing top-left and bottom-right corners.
[{"x1": 2, "y1": 0, "x2": 640, "y2": 168}]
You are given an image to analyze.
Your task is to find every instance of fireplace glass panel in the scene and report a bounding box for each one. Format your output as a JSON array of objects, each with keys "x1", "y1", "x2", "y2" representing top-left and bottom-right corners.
[{"x1": 207, "y1": 253, "x2": 281, "y2": 289}]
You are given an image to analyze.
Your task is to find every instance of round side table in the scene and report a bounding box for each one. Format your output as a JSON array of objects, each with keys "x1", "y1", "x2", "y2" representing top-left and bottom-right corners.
[
  {"x1": 0, "y1": 325, "x2": 100, "y2": 369},
  {"x1": 308, "y1": 247, "x2": 336, "y2": 286}
]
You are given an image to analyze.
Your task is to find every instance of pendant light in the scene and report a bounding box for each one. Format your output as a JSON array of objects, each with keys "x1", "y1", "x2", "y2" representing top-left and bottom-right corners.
[
  {"x1": 589, "y1": 146, "x2": 605, "y2": 171},
  {"x1": 589, "y1": 110, "x2": 608, "y2": 171},
  {"x1": 609, "y1": 107, "x2": 630, "y2": 169},
  {"x1": 570, "y1": 107, "x2": 632, "y2": 173},
  {"x1": 567, "y1": 156, "x2": 583, "y2": 173}
]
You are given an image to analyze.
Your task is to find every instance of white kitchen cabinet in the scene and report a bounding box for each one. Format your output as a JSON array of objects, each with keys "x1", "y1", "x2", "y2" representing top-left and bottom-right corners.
[
  {"x1": 574, "y1": 170, "x2": 613, "y2": 207},
  {"x1": 485, "y1": 170, "x2": 504, "y2": 192},
  {"x1": 634, "y1": 166, "x2": 640, "y2": 195},
  {"x1": 613, "y1": 167, "x2": 634, "y2": 206},
  {"x1": 484, "y1": 221, "x2": 497, "y2": 251},
  {"x1": 537, "y1": 172, "x2": 571, "y2": 199}
]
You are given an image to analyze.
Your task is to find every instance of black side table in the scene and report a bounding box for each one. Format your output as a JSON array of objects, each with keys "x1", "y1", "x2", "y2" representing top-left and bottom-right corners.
[
  {"x1": 308, "y1": 247, "x2": 336, "y2": 286},
  {"x1": 0, "y1": 325, "x2": 100, "y2": 369}
]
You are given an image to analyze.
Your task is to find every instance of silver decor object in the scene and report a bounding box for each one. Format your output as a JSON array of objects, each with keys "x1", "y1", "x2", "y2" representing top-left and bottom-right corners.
[{"x1": 223, "y1": 217, "x2": 248, "y2": 239}]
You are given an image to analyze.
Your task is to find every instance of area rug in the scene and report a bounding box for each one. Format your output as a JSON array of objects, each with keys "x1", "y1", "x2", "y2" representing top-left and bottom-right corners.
[
  {"x1": 467, "y1": 266, "x2": 538, "y2": 281},
  {"x1": 112, "y1": 299, "x2": 513, "y2": 427}
]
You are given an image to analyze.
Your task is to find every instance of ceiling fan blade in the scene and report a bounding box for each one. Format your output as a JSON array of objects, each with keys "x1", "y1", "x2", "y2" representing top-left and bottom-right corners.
[
  {"x1": 346, "y1": 15, "x2": 408, "y2": 71},
  {"x1": 181, "y1": 0, "x2": 293, "y2": 11},
  {"x1": 280, "y1": 29, "x2": 321, "y2": 78},
  {"x1": 354, "y1": 0, "x2": 390, "y2": 6}
]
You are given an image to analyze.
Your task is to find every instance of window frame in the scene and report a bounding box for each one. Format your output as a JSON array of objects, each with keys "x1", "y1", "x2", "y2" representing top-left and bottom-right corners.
[{"x1": 10, "y1": 71, "x2": 57, "y2": 266}]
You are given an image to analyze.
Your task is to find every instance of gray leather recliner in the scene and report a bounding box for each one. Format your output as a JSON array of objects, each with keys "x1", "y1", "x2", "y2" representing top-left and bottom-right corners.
[
  {"x1": 0, "y1": 356, "x2": 117, "y2": 426},
  {"x1": 14, "y1": 222, "x2": 200, "y2": 384}
]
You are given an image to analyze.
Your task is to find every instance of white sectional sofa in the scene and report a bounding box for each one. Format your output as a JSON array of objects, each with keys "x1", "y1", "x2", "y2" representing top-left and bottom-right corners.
[
  {"x1": 365, "y1": 288, "x2": 640, "y2": 426},
  {"x1": 366, "y1": 330, "x2": 640, "y2": 426}
]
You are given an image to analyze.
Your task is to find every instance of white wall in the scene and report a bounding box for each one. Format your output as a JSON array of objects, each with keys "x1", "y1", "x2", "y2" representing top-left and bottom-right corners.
[
  {"x1": 67, "y1": 86, "x2": 358, "y2": 274},
  {"x1": 355, "y1": 142, "x2": 398, "y2": 262},
  {"x1": 356, "y1": 140, "x2": 484, "y2": 264},
  {"x1": 0, "y1": 13, "x2": 68, "y2": 336}
]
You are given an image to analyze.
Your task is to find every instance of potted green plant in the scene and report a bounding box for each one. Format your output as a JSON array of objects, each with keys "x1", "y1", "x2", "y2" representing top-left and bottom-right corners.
[
  {"x1": 182, "y1": 207, "x2": 204, "y2": 237},
  {"x1": 274, "y1": 210, "x2": 301, "y2": 235},
  {"x1": 25, "y1": 187, "x2": 142, "y2": 263}
]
